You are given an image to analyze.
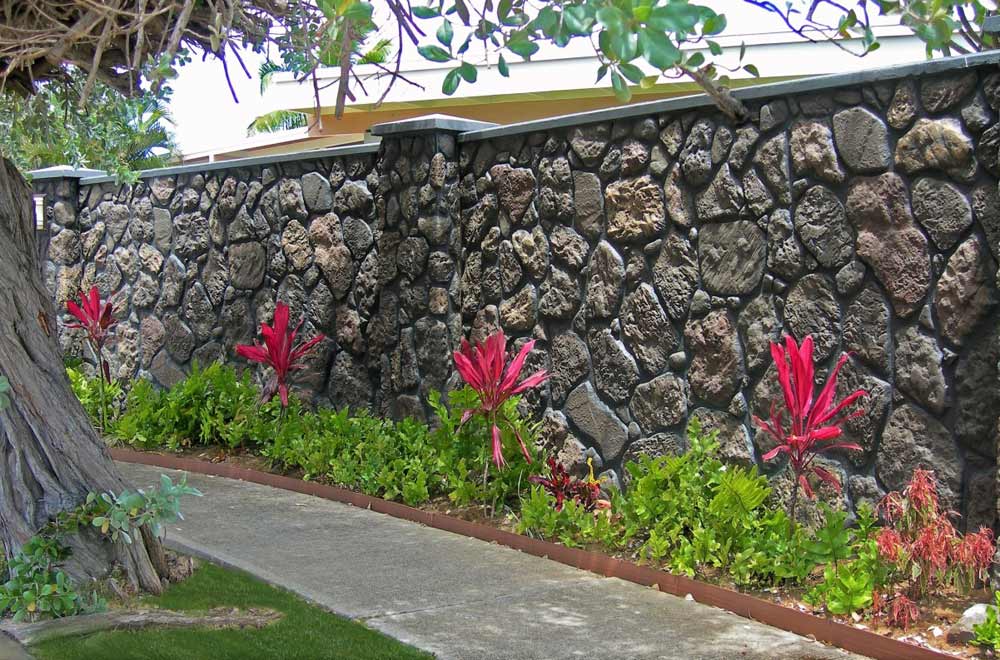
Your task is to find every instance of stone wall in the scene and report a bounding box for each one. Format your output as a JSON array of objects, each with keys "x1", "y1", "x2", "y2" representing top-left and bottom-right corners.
[
  {"x1": 35, "y1": 56, "x2": 1000, "y2": 529},
  {"x1": 453, "y1": 61, "x2": 1000, "y2": 529}
]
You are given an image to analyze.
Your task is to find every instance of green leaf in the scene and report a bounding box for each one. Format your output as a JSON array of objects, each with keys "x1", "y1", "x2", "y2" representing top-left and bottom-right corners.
[
  {"x1": 437, "y1": 20, "x2": 454, "y2": 48},
  {"x1": 703, "y1": 14, "x2": 727, "y2": 35},
  {"x1": 639, "y1": 28, "x2": 681, "y2": 70},
  {"x1": 507, "y1": 36, "x2": 539, "y2": 59},
  {"x1": 610, "y1": 71, "x2": 631, "y2": 102},
  {"x1": 618, "y1": 62, "x2": 645, "y2": 84},
  {"x1": 743, "y1": 63, "x2": 760, "y2": 77},
  {"x1": 411, "y1": 5, "x2": 440, "y2": 19},
  {"x1": 418, "y1": 45, "x2": 452, "y2": 62},
  {"x1": 342, "y1": 1, "x2": 373, "y2": 22},
  {"x1": 458, "y1": 62, "x2": 478, "y2": 83},
  {"x1": 497, "y1": 54, "x2": 509, "y2": 77},
  {"x1": 686, "y1": 52, "x2": 705, "y2": 69},
  {"x1": 708, "y1": 40, "x2": 723, "y2": 56},
  {"x1": 442, "y1": 68, "x2": 462, "y2": 95}
]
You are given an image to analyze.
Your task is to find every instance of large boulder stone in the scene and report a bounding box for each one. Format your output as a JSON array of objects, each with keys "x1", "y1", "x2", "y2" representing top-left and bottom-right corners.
[
  {"x1": 972, "y1": 184, "x2": 1000, "y2": 262},
  {"x1": 490, "y1": 165, "x2": 536, "y2": 224},
  {"x1": 754, "y1": 133, "x2": 790, "y2": 204},
  {"x1": 512, "y1": 227, "x2": 550, "y2": 279},
  {"x1": 605, "y1": 176, "x2": 666, "y2": 241},
  {"x1": 794, "y1": 185, "x2": 854, "y2": 268},
  {"x1": 692, "y1": 408, "x2": 752, "y2": 467},
  {"x1": 738, "y1": 294, "x2": 780, "y2": 373},
  {"x1": 695, "y1": 164, "x2": 744, "y2": 222},
  {"x1": 887, "y1": 80, "x2": 917, "y2": 129},
  {"x1": 333, "y1": 180, "x2": 373, "y2": 217},
  {"x1": 572, "y1": 171, "x2": 604, "y2": 239},
  {"x1": 653, "y1": 232, "x2": 699, "y2": 321},
  {"x1": 843, "y1": 284, "x2": 891, "y2": 375},
  {"x1": 743, "y1": 168, "x2": 774, "y2": 219},
  {"x1": 784, "y1": 274, "x2": 841, "y2": 361},
  {"x1": 679, "y1": 119, "x2": 714, "y2": 186},
  {"x1": 954, "y1": 326, "x2": 1000, "y2": 457},
  {"x1": 621, "y1": 283, "x2": 678, "y2": 375},
  {"x1": 936, "y1": 235, "x2": 996, "y2": 346},
  {"x1": 698, "y1": 221, "x2": 766, "y2": 296},
  {"x1": 564, "y1": 381, "x2": 628, "y2": 462},
  {"x1": 895, "y1": 118, "x2": 976, "y2": 182},
  {"x1": 549, "y1": 332, "x2": 589, "y2": 405},
  {"x1": 589, "y1": 329, "x2": 640, "y2": 404},
  {"x1": 301, "y1": 171, "x2": 333, "y2": 212},
  {"x1": 921, "y1": 72, "x2": 978, "y2": 113},
  {"x1": 662, "y1": 164, "x2": 696, "y2": 228},
  {"x1": 538, "y1": 267, "x2": 580, "y2": 319},
  {"x1": 568, "y1": 124, "x2": 610, "y2": 167},
  {"x1": 835, "y1": 360, "x2": 890, "y2": 467},
  {"x1": 846, "y1": 173, "x2": 930, "y2": 317},
  {"x1": 685, "y1": 310, "x2": 743, "y2": 407},
  {"x1": 728, "y1": 125, "x2": 760, "y2": 170},
  {"x1": 499, "y1": 283, "x2": 537, "y2": 331},
  {"x1": 631, "y1": 374, "x2": 688, "y2": 433},
  {"x1": 790, "y1": 121, "x2": 845, "y2": 183},
  {"x1": 894, "y1": 325, "x2": 947, "y2": 414},
  {"x1": 278, "y1": 178, "x2": 307, "y2": 220},
  {"x1": 766, "y1": 209, "x2": 806, "y2": 280},
  {"x1": 832, "y1": 107, "x2": 890, "y2": 173},
  {"x1": 911, "y1": 177, "x2": 974, "y2": 250},
  {"x1": 877, "y1": 404, "x2": 962, "y2": 511},
  {"x1": 281, "y1": 219, "x2": 313, "y2": 271},
  {"x1": 585, "y1": 241, "x2": 624, "y2": 318},
  {"x1": 329, "y1": 352, "x2": 372, "y2": 411},
  {"x1": 49, "y1": 229, "x2": 81, "y2": 264},
  {"x1": 549, "y1": 225, "x2": 589, "y2": 271}
]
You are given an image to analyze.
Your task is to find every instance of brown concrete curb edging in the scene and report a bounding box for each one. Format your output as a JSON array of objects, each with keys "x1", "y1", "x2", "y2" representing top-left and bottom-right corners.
[{"x1": 111, "y1": 448, "x2": 953, "y2": 660}]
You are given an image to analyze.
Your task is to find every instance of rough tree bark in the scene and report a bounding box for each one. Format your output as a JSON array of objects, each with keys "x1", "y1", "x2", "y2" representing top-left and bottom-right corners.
[{"x1": 0, "y1": 158, "x2": 164, "y2": 594}]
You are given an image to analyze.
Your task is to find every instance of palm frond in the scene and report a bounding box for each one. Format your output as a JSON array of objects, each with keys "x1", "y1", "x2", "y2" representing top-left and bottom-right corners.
[{"x1": 247, "y1": 110, "x2": 308, "y2": 136}]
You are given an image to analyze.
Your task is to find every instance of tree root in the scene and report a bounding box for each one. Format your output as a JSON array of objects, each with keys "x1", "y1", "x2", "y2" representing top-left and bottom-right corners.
[{"x1": 1, "y1": 607, "x2": 283, "y2": 646}]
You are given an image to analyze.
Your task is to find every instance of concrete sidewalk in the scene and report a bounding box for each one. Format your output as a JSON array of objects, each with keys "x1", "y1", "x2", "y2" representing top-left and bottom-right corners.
[{"x1": 119, "y1": 462, "x2": 862, "y2": 660}]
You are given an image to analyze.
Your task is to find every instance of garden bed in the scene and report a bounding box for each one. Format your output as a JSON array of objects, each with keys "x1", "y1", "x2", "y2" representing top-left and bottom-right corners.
[{"x1": 111, "y1": 447, "x2": 970, "y2": 660}]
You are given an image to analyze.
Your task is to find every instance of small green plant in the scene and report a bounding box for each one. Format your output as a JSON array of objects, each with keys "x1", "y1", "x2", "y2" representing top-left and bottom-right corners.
[
  {"x1": 0, "y1": 374, "x2": 10, "y2": 410},
  {"x1": 67, "y1": 365, "x2": 123, "y2": 428},
  {"x1": 972, "y1": 591, "x2": 1000, "y2": 649},
  {"x1": 0, "y1": 474, "x2": 199, "y2": 622}
]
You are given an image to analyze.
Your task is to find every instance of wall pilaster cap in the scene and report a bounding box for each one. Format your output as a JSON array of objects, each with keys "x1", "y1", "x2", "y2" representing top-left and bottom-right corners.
[
  {"x1": 28, "y1": 166, "x2": 107, "y2": 181},
  {"x1": 370, "y1": 114, "x2": 498, "y2": 137}
]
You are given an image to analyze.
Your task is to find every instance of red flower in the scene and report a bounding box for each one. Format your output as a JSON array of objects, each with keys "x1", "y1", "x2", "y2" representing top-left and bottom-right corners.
[
  {"x1": 453, "y1": 331, "x2": 548, "y2": 469},
  {"x1": 235, "y1": 302, "x2": 325, "y2": 407},
  {"x1": 753, "y1": 335, "x2": 866, "y2": 499},
  {"x1": 66, "y1": 286, "x2": 116, "y2": 350},
  {"x1": 904, "y1": 468, "x2": 940, "y2": 517}
]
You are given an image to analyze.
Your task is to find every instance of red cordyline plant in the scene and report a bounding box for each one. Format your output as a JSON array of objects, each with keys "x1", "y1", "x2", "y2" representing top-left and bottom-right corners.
[
  {"x1": 875, "y1": 469, "x2": 995, "y2": 600},
  {"x1": 753, "y1": 335, "x2": 866, "y2": 525},
  {"x1": 529, "y1": 457, "x2": 607, "y2": 512},
  {"x1": 453, "y1": 330, "x2": 548, "y2": 470},
  {"x1": 235, "y1": 302, "x2": 325, "y2": 408},
  {"x1": 66, "y1": 286, "x2": 117, "y2": 430}
]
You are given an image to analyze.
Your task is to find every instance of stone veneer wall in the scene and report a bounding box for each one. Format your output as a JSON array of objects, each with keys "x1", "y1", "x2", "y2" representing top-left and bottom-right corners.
[{"x1": 35, "y1": 56, "x2": 1000, "y2": 529}]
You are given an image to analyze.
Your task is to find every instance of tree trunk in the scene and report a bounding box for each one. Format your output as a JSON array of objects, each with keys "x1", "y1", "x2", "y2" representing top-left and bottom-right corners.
[{"x1": 0, "y1": 158, "x2": 164, "y2": 594}]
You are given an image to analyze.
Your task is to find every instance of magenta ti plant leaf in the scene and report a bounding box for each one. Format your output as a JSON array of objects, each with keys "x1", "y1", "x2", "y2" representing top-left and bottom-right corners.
[
  {"x1": 453, "y1": 330, "x2": 549, "y2": 469},
  {"x1": 235, "y1": 301, "x2": 325, "y2": 407},
  {"x1": 753, "y1": 335, "x2": 866, "y2": 501}
]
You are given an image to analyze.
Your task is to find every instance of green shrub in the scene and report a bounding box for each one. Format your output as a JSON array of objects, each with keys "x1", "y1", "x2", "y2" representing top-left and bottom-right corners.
[
  {"x1": 112, "y1": 362, "x2": 267, "y2": 450},
  {"x1": 67, "y1": 366, "x2": 123, "y2": 428},
  {"x1": 973, "y1": 591, "x2": 1000, "y2": 649}
]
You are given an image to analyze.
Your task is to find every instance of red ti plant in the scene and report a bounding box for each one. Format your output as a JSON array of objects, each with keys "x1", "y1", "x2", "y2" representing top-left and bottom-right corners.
[
  {"x1": 66, "y1": 286, "x2": 117, "y2": 430},
  {"x1": 753, "y1": 335, "x2": 866, "y2": 525},
  {"x1": 235, "y1": 301, "x2": 325, "y2": 408},
  {"x1": 529, "y1": 457, "x2": 606, "y2": 512},
  {"x1": 452, "y1": 331, "x2": 548, "y2": 470}
]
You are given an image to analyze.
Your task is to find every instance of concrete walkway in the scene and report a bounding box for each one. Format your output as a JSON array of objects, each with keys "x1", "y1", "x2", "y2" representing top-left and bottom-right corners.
[{"x1": 119, "y1": 462, "x2": 863, "y2": 660}]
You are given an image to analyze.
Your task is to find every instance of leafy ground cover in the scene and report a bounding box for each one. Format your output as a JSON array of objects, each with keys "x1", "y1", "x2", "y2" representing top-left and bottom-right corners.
[{"x1": 30, "y1": 562, "x2": 432, "y2": 660}]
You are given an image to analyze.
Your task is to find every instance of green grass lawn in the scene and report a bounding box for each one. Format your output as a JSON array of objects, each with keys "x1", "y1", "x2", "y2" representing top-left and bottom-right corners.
[{"x1": 31, "y1": 562, "x2": 433, "y2": 660}]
